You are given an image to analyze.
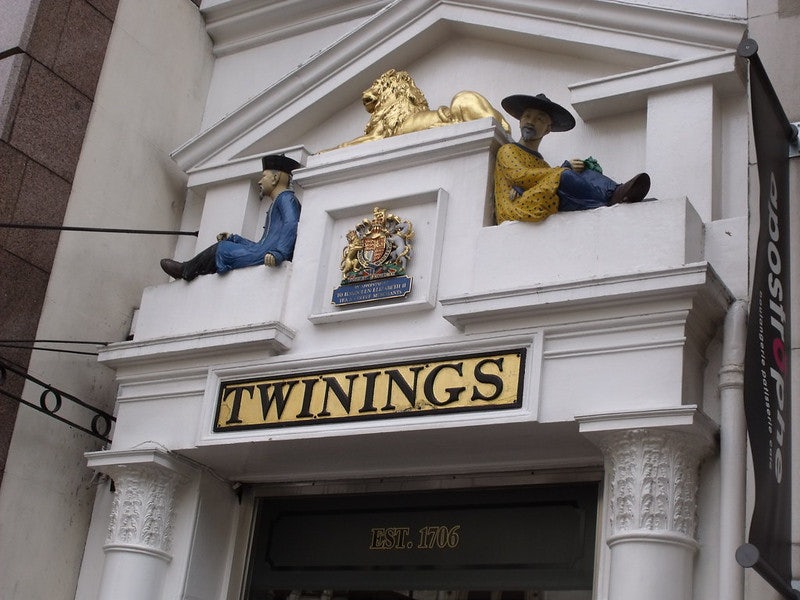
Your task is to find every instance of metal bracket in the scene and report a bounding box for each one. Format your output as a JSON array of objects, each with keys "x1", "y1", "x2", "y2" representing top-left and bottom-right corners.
[
  {"x1": 0, "y1": 358, "x2": 115, "y2": 443},
  {"x1": 790, "y1": 122, "x2": 800, "y2": 159}
]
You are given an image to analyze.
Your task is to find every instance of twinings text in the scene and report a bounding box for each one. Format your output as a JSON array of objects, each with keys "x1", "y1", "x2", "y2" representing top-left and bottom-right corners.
[{"x1": 214, "y1": 349, "x2": 524, "y2": 430}]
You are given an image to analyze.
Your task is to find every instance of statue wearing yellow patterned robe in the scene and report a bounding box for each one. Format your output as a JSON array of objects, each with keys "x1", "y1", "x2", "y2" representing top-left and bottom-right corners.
[{"x1": 493, "y1": 143, "x2": 565, "y2": 224}]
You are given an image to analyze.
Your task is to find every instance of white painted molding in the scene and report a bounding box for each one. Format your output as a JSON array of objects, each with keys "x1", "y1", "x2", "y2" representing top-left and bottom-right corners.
[
  {"x1": 201, "y1": 0, "x2": 746, "y2": 59},
  {"x1": 570, "y1": 50, "x2": 746, "y2": 120},
  {"x1": 202, "y1": 0, "x2": 393, "y2": 57},
  {"x1": 86, "y1": 448, "x2": 198, "y2": 480},
  {"x1": 296, "y1": 118, "x2": 510, "y2": 189},
  {"x1": 606, "y1": 530, "x2": 700, "y2": 551},
  {"x1": 440, "y1": 262, "x2": 733, "y2": 332},
  {"x1": 97, "y1": 321, "x2": 296, "y2": 368},
  {"x1": 576, "y1": 405, "x2": 718, "y2": 440},
  {"x1": 114, "y1": 371, "x2": 208, "y2": 405},
  {"x1": 185, "y1": 145, "x2": 310, "y2": 192},
  {"x1": 173, "y1": 0, "x2": 746, "y2": 172}
]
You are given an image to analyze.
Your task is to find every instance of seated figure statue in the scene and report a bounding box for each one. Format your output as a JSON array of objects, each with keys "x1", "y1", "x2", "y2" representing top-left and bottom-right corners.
[
  {"x1": 160, "y1": 154, "x2": 301, "y2": 281},
  {"x1": 493, "y1": 93, "x2": 650, "y2": 224}
]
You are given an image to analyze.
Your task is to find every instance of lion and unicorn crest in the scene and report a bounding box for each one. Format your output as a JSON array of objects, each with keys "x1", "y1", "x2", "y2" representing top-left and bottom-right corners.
[
  {"x1": 332, "y1": 206, "x2": 415, "y2": 306},
  {"x1": 340, "y1": 207, "x2": 413, "y2": 283}
]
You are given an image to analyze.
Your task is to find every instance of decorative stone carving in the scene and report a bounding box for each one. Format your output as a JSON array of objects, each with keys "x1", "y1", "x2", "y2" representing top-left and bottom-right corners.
[
  {"x1": 600, "y1": 428, "x2": 710, "y2": 539},
  {"x1": 105, "y1": 465, "x2": 183, "y2": 559}
]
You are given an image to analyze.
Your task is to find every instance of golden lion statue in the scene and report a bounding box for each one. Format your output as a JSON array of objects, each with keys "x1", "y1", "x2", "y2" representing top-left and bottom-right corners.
[{"x1": 335, "y1": 69, "x2": 511, "y2": 148}]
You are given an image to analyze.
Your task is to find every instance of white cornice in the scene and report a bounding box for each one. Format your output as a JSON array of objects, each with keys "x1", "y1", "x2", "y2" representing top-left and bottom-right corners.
[
  {"x1": 86, "y1": 448, "x2": 196, "y2": 477},
  {"x1": 201, "y1": 0, "x2": 394, "y2": 56},
  {"x1": 439, "y1": 262, "x2": 733, "y2": 331},
  {"x1": 570, "y1": 49, "x2": 746, "y2": 120},
  {"x1": 173, "y1": 0, "x2": 747, "y2": 173},
  {"x1": 296, "y1": 117, "x2": 510, "y2": 189},
  {"x1": 184, "y1": 144, "x2": 309, "y2": 190},
  {"x1": 576, "y1": 405, "x2": 718, "y2": 440},
  {"x1": 98, "y1": 321, "x2": 296, "y2": 368}
]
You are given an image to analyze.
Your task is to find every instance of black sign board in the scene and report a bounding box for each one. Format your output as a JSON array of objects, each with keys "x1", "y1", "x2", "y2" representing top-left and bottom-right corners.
[
  {"x1": 215, "y1": 349, "x2": 525, "y2": 431},
  {"x1": 739, "y1": 38, "x2": 794, "y2": 592},
  {"x1": 246, "y1": 483, "x2": 598, "y2": 594}
]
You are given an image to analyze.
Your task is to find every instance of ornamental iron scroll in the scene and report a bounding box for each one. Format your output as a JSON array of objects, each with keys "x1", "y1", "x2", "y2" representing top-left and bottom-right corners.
[{"x1": 0, "y1": 357, "x2": 115, "y2": 443}]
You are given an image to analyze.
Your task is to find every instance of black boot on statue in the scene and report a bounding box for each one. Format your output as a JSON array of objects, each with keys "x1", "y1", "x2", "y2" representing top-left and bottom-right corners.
[
  {"x1": 160, "y1": 258, "x2": 186, "y2": 280},
  {"x1": 160, "y1": 243, "x2": 219, "y2": 281}
]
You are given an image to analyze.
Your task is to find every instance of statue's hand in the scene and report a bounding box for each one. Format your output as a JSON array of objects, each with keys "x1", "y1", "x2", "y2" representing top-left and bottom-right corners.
[
  {"x1": 569, "y1": 159, "x2": 585, "y2": 172},
  {"x1": 216, "y1": 232, "x2": 230, "y2": 241},
  {"x1": 264, "y1": 253, "x2": 276, "y2": 267}
]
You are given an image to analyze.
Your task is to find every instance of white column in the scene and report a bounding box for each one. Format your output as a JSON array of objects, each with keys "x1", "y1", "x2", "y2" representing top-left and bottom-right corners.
[
  {"x1": 579, "y1": 408, "x2": 716, "y2": 600},
  {"x1": 86, "y1": 450, "x2": 194, "y2": 600},
  {"x1": 605, "y1": 429, "x2": 709, "y2": 599}
]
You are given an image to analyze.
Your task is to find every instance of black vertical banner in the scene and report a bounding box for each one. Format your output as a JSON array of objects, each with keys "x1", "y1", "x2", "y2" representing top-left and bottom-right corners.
[{"x1": 741, "y1": 39, "x2": 793, "y2": 586}]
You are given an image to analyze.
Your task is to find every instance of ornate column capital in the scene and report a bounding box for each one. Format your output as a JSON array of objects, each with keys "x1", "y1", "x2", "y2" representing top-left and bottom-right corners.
[
  {"x1": 104, "y1": 464, "x2": 182, "y2": 559},
  {"x1": 578, "y1": 407, "x2": 717, "y2": 543},
  {"x1": 86, "y1": 449, "x2": 196, "y2": 560},
  {"x1": 599, "y1": 427, "x2": 711, "y2": 541}
]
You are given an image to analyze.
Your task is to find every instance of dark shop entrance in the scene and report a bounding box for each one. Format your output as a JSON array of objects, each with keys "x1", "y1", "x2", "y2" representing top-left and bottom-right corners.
[{"x1": 244, "y1": 482, "x2": 598, "y2": 600}]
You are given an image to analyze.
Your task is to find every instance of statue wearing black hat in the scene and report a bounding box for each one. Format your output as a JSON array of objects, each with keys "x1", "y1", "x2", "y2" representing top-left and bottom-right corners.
[
  {"x1": 160, "y1": 154, "x2": 302, "y2": 281},
  {"x1": 494, "y1": 94, "x2": 650, "y2": 224}
]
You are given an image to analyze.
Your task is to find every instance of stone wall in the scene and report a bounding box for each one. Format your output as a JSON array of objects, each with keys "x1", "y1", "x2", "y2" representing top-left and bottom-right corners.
[{"x1": 0, "y1": 0, "x2": 116, "y2": 483}]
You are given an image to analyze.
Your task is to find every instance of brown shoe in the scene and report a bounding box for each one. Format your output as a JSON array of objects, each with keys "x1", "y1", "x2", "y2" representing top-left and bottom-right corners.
[
  {"x1": 160, "y1": 258, "x2": 185, "y2": 279},
  {"x1": 609, "y1": 173, "x2": 650, "y2": 205}
]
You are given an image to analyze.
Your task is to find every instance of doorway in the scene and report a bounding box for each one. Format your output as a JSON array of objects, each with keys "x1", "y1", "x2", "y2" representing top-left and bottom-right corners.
[{"x1": 245, "y1": 483, "x2": 598, "y2": 600}]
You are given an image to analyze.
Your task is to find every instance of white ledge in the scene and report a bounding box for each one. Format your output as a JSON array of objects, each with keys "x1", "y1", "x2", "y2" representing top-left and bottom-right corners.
[
  {"x1": 576, "y1": 405, "x2": 719, "y2": 450},
  {"x1": 570, "y1": 50, "x2": 746, "y2": 120},
  {"x1": 85, "y1": 447, "x2": 196, "y2": 476},
  {"x1": 296, "y1": 118, "x2": 510, "y2": 189},
  {"x1": 98, "y1": 322, "x2": 295, "y2": 368},
  {"x1": 440, "y1": 262, "x2": 733, "y2": 331},
  {"x1": 185, "y1": 145, "x2": 310, "y2": 191}
]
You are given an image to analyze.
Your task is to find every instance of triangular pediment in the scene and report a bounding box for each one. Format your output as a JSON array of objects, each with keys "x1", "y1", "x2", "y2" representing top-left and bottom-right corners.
[{"x1": 172, "y1": 0, "x2": 746, "y2": 177}]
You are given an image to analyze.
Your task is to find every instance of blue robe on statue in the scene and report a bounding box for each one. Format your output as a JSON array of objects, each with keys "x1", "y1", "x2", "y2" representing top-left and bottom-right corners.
[{"x1": 215, "y1": 189, "x2": 301, "y2": 273}]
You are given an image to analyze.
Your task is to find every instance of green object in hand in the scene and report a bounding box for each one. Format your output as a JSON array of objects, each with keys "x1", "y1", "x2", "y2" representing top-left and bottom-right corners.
[{"x1": 583, "y1": 156, "x2": 602, "y2": 174}]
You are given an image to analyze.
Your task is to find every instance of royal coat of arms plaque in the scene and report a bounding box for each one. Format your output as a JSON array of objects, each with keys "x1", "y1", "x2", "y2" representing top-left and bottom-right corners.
[{"x1": 332, "y1": 207, "x2": 414, "y2": 306}]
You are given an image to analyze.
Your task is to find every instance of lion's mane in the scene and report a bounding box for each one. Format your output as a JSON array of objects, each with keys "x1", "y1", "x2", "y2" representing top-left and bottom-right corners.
[
  {"x1": 363, "y1": 69, "x2": 430, "y2": 138},
  {"x1": 334, "y1": 69, "x2": 510, "y2": 148}
]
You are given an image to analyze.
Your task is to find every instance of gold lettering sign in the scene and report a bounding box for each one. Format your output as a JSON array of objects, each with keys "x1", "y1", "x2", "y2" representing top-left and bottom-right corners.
[{"x1": 214, "y1": 349, "x2": 525, "y2": 431}]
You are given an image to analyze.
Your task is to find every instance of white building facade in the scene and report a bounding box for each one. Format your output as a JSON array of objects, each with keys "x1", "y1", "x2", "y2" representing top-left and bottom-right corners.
[{"x1": 1, "y1": 1, "x2": 798, "y2": 599}]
